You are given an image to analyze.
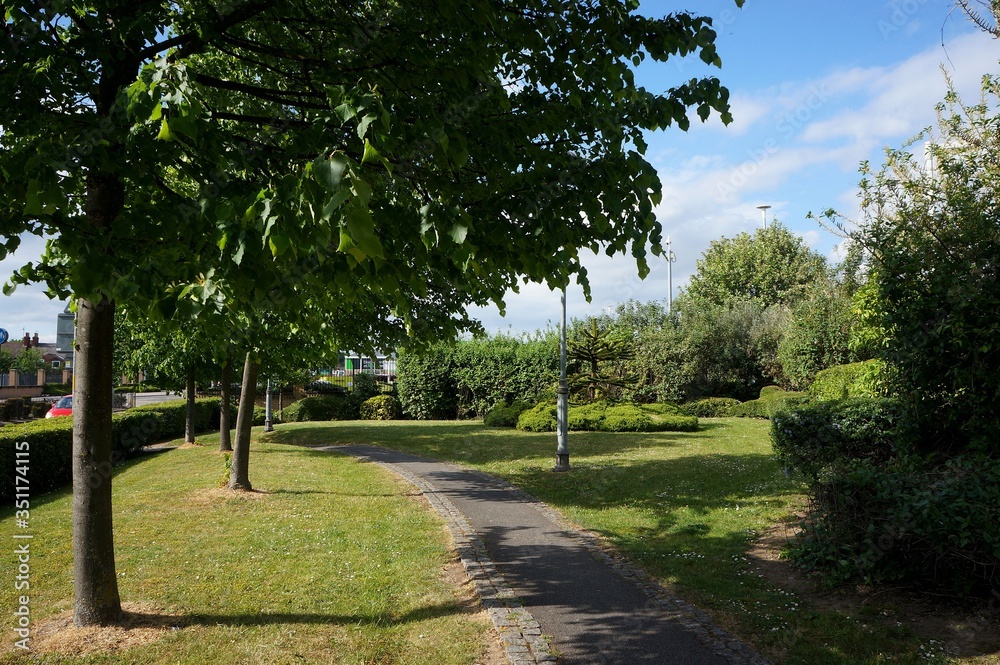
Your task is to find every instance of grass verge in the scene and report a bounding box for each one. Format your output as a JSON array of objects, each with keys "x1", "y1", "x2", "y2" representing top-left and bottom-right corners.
[
  {"x1": 0, "y1": 432, "x2": 491, "y2": 664},
  {"x1": 262, "y1": 419, "x2": 994, "y2": 665}
]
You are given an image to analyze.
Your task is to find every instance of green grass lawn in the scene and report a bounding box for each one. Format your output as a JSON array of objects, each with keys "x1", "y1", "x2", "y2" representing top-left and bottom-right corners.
[
  {"x1": 263, "y1": 418, "x2": 976, "y2": 665},
  {"x1": 0, "y1": 434, "x2": 491, "y2": 664}
]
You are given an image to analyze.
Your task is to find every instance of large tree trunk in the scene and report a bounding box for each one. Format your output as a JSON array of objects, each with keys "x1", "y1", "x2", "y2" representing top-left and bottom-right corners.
[
  {"x1": 219, "y1": 350, "x2": 232, "y2": 452},
  {"x1": 184, "y1": 367, "x2": 196, "y2": 444},
  {"x1": 73, "y1": 297, "x2": 122, "y2": 626},
  {"x1": 229, "y1": 352, "x2": 258, "y2": 490}
]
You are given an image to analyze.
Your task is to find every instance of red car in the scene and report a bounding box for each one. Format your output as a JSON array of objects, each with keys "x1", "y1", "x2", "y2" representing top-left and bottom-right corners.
[{"x1": 46, "y1": 395, "x2": 72, "y2": 418}]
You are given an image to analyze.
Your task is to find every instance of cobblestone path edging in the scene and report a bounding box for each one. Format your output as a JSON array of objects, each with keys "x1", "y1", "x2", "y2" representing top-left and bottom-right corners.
[{"x1": 332, "y1": 446, "x2": 770, "y2": 665}]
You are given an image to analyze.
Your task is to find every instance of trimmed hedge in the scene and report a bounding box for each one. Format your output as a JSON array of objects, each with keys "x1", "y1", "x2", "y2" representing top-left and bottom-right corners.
[
  {"x1": 681, "y1": 397, "x2": 741, "y2": 418},
  {"x1": 281, "y1": 395, "x2": 353, "y2": 422},
  {"x1": 0, "y1": 398, "x2": 225, "y2": 500},
  {"x1": 360, "y1": 395, "x2": 402, "y2": 420},
  {"x1": 771, "y1": 398, "x2": 907, "y2": 481},
  {"x1": 516, "y1": 401, "x2": 698, "y2": 433},
  {"x1": 728, "y1": 387, "x2": 809, "y2": 419},
  {"x1": 808, "y1": 360, "x2": 883, "y2": 402}
]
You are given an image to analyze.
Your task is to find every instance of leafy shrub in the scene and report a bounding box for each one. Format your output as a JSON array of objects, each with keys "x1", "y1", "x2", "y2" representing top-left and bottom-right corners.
[
  {"x1": 567, "y1": 402, "x2": 608, "y2": 430},
  {"x1": 483, "y1": 401, "x2": 531, "y2": 428},
  {"x1": 808, "y1": 360, "x2": 883, "y2": 402},
  {"x1": 681, "y1": 397, "x2": 741, "y2": 418},
  {"x1": 516, "y1": 403, "x2": 557, "y2": 432},
  {"x1": 42, "y1": 382, "x2": 72, "y2": 396},
  {"x1": 771, "y1": 398, "x2": 907, "y2": 481},
  {"x1": 791, "y1": 454, "x2": 1000, "y2": 592},
  {"x1": 360, "y1": 395, "x2": 402, "y2": 420},
  {"x1": 396, "y1": 345, "x2": 458, "y2": 420},
  {"x1": 281, "y1": 396, "x2": 353, "y2": 422},
  {"x1": 728, "y1": 388, "x2": 809, "y2": 419}
]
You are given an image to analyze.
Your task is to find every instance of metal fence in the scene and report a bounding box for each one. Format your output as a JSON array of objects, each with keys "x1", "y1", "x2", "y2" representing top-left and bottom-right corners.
[
  {"x1": 0, "y1": 374, "x2": 8, "y2": 387},
  {"x1": 45, "y1": 370, "x2": 65, "y2": 384},
  {"x1": 17, "y1": 372, "x2": 37, "y2": 387}
]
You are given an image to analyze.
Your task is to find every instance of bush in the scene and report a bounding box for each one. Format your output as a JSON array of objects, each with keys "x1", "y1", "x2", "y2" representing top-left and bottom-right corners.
[
  {"x1": 396, "y1": 345, "x2": 459, "y2": 420},
  {"x1": 483, "y1": 401, "x2": 532, "y2": 428},
  {"x1": 515, "y1": 401, "x2": 698, "y2": 433},
  {"x1": 516, "y1": 403, "x2": 558, "y2": 432},
  {"x1": 808, "y1": 360, "x2": 883, "y2": 402},
  {"x1": 360, "y1": 395, "x2": 402, "y2": 420},
  {"x1": 42, "y1": 382, "x2": 72, "y2": 396},
  {"x1": 728, "y1": 387, "x2": 809, "y2": 419},
  {"x1": 681, "y1": 397, "x2": 741, "y2": 418},
  {"x1": 304, "y1": 380, "x2": 348, "y2": 396},
  {"x1": 281, "y1": 396, "x2": 353, "y2": 422},
  {"x1": 771, "y1": 398, "x2": 908, "y2": 481}
]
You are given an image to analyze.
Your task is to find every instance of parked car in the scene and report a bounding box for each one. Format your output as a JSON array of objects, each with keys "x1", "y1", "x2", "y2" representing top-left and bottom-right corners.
[{"x1": 45, "y1": 395, "x2": 72, "y2": 418}]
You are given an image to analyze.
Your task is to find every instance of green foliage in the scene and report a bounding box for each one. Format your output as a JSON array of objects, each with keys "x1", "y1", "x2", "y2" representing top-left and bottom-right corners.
[
  {"x1": 360, "y1": 395, "x2": 402, "y2": 420},
  {"x1": 0, "y1": 398, "x2": 226, "y2": 499},
  {"x1": 42, "y1": 382, "x2": 72, "y2": 396},
  {"x1": 567, "y1": 318, "x2": 636, "y2": 401},
  {"x1": 778, "y1": 284, "x2": 860, "y2": 390},
  {"x1": 808, "y1": 360, "x2": 884, "y2": 401},
  {"x1": 482, "y1": 400, "x2": 531, "y2": 428},
  {"x1": 683, "y1": 224, "x2": 829, "y2": 309},
  {"x1": 0, "y1": 347, "x2": 12, "y2": 373},
  {"x1": 771, "y1": 398, "x2": 907, "y2": 481},
  {"x1": 11, "y1": 347, "x2": 43, "y2": 374},
  {"x1": 516, "y1": 403, "x2": 558, "y2": 432},
  {"x1": 728, "y1": 387, "x2": 809, "y2": 419},
  {"x1": 515, "y1": 401, "x2": 698, "y2": 433},
  {"x1": 681, "y1": 397, "x2": 741, "y2": 418},
  {"x1": 845, "y1": 76, "x2": 1000, "y2": 453},
  {"x1": 282, "y1": 396, "x2": 353, "y2": 422},
  {"x1": 397, "y1": 335, "x2": 559, "y2": 420}
]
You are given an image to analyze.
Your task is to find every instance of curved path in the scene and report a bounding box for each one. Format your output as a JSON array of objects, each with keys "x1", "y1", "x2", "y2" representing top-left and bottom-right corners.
[{"x1": 327, "y1": 445, "x2": 770, "y2": 665}]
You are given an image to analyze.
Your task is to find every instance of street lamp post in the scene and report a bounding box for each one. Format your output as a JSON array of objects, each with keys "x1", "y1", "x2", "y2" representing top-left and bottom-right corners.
[
  {"x1": 757, "y1": 204, "x2": 771, "y2": 229},
  {"x1": 666, "y1": 236, "x2": 677, "y2": 314},
  {"x1": 554, "y1": 287, "x2": 570, "y2": 472},
  {"x1": 264, "y1": 378, "x2": 274, "y2": 433}
]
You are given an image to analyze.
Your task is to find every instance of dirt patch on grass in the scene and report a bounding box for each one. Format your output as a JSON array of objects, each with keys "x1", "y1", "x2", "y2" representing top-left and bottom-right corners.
[
  {"x1": 441, "y1": 557, "x2": 507, "y2": 665},
  {"x1": 187, "y1": 486, "x2": 273, "y2": 505},
  {"x1": 750, "y1": 522, "x2": 1000, "y2": 660},
  {"x1": 30, "y1": 602, "x2": 186, "y2": 657}
]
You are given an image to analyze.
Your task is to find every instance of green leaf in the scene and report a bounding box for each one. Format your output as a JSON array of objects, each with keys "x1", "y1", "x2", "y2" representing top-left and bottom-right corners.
[
  {"x1": 156, "y1": 118, "x2": 174, "y2": 141},
  {"x1": 268, "y1": 234, "x2": 292, "y2": 257},
  {"x1": 448, "y1": 223, "x2": 468, "y2": 245},
  {"x1": 344, "y1": 205, "x2": 384, "y2": 259},
  {"x1": 361, "y1": 139, "x2": 381, "y2": 165},
  {"x1": 23, "y1": 179, "x2": 42, "y2": 215},
  {"x1": 149, "y1": 104, "x2": 163, "y2": 121},
  {"x1": 315, "y1": 154, "x2": 350, "y2": 191}
]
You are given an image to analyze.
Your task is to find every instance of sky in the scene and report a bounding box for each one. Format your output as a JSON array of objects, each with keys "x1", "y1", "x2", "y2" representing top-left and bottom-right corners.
[{"x1": 1, "y1": 0, "x2": 997, "y2": 343}]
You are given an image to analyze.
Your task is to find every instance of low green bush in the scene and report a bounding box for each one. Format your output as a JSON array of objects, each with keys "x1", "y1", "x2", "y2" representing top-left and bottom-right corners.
[
  {"x1": 771, "y1": 398, "x2": 907, "y2": 481},
  {"x1": 282, "y1": 395, "x2": 353, "y2": 422},
  {"x1": 728, "y1": 388, "x2": 809, "y2": 419},
  {"x1": 809, "y1": 360, "x2": 884, "y2": 401},
  {"x1": 42, "y1": 382, "x2": 72, "y2": 396},
  {"x1": 483, "y1": 401, "x2": 531, "y2": 428},
  {"x1": 515, "y1": 401, "x2": 698, "y2": 433},
  {"x1": 681, "y1": 397, "x2": 741, "y2": 418},
  {"x1": 0, "y1": 418, "x2": 73, "y2": 499},
  {"x1": 360, "y1": 395, "x2": 402, "y2": 420},
  {"x1": 516, "y1": 403, "x2": 557, "y2": 432}
]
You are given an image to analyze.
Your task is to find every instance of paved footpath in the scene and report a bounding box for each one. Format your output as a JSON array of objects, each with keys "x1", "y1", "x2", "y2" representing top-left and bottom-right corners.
[{"x1": 326, "y1": 445, "x2": 770, "y2": 665}]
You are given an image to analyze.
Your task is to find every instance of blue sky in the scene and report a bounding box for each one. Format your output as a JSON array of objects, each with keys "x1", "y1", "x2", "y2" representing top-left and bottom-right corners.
[{"x1": 2, "y1": 1, "x2": 996, "y2": 342}]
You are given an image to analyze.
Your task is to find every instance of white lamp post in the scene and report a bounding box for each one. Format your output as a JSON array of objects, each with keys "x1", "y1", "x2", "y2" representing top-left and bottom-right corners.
[
  {"x1": 757, "y1": 204, "x2": 771, "y2": 229},
  {"x1": 554, "y1": 287, "x2": 570, "y2": 472}
]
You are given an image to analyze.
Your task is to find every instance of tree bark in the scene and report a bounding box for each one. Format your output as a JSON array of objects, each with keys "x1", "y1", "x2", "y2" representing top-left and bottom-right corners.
[
  {"x1": 219, "y1": 350, "x2": 233, "y2": 452},
  {"x1": 229, "y1": 352, "x2": 258, "y2": 490},
  {"x1": 73, "y1": 297, "x2": 122, "y2": 626},
  {"x1": 184, "y1": 367, "x2": 196, "y2": 444}
]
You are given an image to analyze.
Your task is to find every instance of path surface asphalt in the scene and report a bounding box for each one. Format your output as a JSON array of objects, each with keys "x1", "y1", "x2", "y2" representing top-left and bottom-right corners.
[{"x1": 334, "y1": 445, "x2": 750, "y2": 665}]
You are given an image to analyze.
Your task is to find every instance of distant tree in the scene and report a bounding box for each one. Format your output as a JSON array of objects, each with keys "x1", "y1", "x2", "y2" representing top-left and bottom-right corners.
[
  {"x1": 778, "y1": 283, "x2": 859, "y2": 390},
  {"x1": 0, "y1": 348, "x2": 12, "y2": 374},
  {"x1": 568, "y1": 318, "x2": 636, "y2": 401},
  {"x1": 683, "y1": 224, "x2": 829, "y2": 308},
  {"x1": 12, "y1": 347, "x2": 43, "y2": 374}
]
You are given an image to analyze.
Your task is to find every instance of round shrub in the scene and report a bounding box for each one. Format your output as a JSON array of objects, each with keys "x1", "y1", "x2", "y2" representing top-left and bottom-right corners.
[
  {"x1": 681, "y1": 397, "x2": 741, "y2": 418},
  {"x1": 808, "y1": 360, "x2": 883, "y2": 402},
  {"x1": 282, "y1": 396, "x2": 352, "y2": 422},
  {"x1": 516, "y1": 403, "x2": 557, "y2": 432},
  {"x1": 483, "y1": 400, "x2": 531, "y2": 428},
  {"x1": 360, "y1": 395, "x2": 402, "y2": 420}
]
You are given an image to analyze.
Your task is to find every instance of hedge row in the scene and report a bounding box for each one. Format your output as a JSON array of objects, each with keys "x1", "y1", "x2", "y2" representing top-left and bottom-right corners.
[
  {"x1": 0, "y1": 398, "x2": 225, "y2": 500},
  {"x1": 281, "y1": 394, "x2": 403, "y2": 422},
  {"x1": 515, "y1": 401, "x2": 698, "y2": 433}
]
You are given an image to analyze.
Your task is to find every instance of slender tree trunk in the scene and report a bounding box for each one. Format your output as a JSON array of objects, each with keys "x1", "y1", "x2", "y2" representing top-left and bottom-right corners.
[
  {"x1": 184, "y1": 367, "x2": 196, "y2": 444},
  {"x1": 229, "y1": 352, "x2": 258, "y2": 490},
  {"x1": 219, "y1": 350, "x2": 232, "y2": 452},
  {"x1": 73, "y1": 297, "x2": 122, "y2": 626}
]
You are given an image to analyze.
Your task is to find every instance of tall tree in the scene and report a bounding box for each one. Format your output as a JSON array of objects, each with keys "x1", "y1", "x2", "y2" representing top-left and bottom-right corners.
[{"x1": 2, "y1": 0, "x2": 745, "y2": 625}]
